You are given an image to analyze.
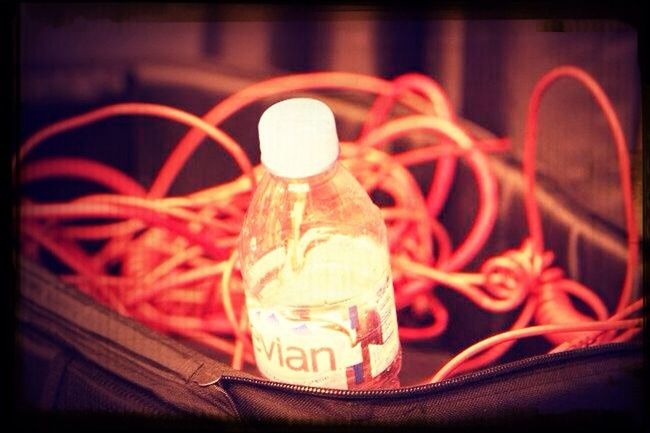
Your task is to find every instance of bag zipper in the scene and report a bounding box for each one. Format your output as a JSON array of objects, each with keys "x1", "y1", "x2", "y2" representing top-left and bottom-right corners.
[{"x1": 217, "y1": 342, "x2": 640, "y2": 399}]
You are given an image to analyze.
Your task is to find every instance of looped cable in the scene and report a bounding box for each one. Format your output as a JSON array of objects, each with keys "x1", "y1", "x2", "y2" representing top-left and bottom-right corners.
[{"x1": 480, "y1": 238, "x2": 562, "y2": 304}]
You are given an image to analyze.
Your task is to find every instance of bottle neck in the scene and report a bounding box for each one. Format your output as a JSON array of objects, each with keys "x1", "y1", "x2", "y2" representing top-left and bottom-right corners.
[{"x1": 268, "y1": 160, "x2": 340, "y2": 187}]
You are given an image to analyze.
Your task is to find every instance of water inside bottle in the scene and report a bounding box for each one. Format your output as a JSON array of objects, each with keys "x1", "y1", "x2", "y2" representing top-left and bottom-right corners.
[
  {"x1": 285, "y1": 183, "x2": 308, "y2": 273},
  {"x1": 247, "y1": 228, "x2": 402, "y2": 389}
]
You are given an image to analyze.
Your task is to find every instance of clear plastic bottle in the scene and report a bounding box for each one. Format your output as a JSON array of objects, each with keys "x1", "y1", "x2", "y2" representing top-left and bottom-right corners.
[{"x1": 239, "y1": 98, "x2": 401, "y2": 390}]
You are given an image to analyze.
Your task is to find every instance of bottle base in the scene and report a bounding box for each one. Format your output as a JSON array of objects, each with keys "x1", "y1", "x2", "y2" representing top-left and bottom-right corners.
[
  {"x1": 254, "y1": 348, "x2": 402, "y2": 390},
  {"x1": 349, "y1": 348, "x2": 402, "y2": 390}
]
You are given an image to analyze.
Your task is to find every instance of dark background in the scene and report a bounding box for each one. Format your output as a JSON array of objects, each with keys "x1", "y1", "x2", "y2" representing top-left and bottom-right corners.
[{"x1": 19, "y1": 3, "x2": 642, "y2": 230}]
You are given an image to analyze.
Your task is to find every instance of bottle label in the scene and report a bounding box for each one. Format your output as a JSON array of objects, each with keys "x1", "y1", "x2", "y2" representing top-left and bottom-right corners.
[{"x1": 248, "y1": 275, "x2": 400, "y2": 389}]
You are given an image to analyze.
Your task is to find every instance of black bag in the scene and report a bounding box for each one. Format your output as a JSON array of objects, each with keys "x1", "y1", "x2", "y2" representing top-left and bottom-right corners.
[{"x1": 16, "y1": 260, "x2": 644, "y2": 431}]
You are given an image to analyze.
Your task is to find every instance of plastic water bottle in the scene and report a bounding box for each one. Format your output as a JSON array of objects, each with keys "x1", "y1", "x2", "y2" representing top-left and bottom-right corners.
[{"x1": 239, "y1": 98, "x2": 401, "y2": 390}]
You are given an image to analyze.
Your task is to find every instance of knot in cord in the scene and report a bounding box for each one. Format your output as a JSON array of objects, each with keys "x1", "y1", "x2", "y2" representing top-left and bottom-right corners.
[{"x1": 480, "y1": 238, "x2": 562, "y2": 301}]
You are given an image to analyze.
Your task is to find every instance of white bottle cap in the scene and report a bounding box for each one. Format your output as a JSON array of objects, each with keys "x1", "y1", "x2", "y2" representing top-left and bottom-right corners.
[{"x1": 258, "y1": 98, "x2": 340, "y2": 178}]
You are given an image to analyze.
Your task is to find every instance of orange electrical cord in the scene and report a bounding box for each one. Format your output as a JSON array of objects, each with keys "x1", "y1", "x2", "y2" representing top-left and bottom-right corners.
[{"x1": 17, "y1": 67, "x2": 641, "y2": 381}]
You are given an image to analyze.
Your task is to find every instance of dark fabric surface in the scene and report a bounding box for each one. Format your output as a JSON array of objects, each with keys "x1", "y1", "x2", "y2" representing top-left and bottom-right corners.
[
  {"x1": 17, "y1": 261, "x2": 243, "y2": 420},
  {"x1": 217, "y1": 343, "x2": 643, "y2": 427}
]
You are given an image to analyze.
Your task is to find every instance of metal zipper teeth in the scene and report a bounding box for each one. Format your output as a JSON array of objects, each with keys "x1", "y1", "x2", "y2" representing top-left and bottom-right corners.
[{"x1": 218, "y1": 342, "x2": 639, "y2": 399}]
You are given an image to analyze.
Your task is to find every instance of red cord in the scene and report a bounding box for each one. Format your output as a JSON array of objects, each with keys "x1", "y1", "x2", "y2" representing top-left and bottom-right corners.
[
  {"x1": 17, "y1": 67, "x2": 641, "y2": 383},
  {"x1": 21, "y1": 157, "x2": 147, "y2": 196},
  {"x1": 522, "y1": 66, "x2": 637, "y2": 314}
]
